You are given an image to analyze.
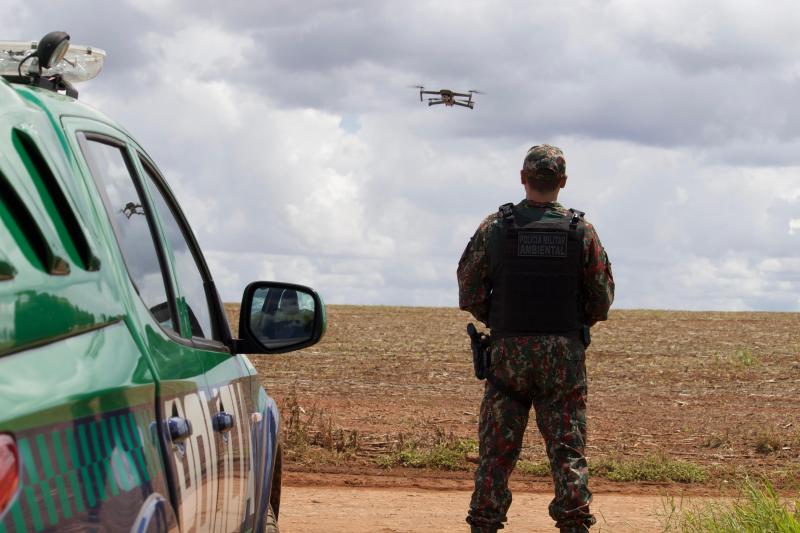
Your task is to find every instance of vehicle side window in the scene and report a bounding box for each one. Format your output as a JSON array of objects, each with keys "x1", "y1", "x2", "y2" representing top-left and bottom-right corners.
[
  {"x1": 140, "y1": 160, "x2": 215, "y2": 340},
  {"x1": 80, "y1": 138, "x2": 177, "y2": 332}
]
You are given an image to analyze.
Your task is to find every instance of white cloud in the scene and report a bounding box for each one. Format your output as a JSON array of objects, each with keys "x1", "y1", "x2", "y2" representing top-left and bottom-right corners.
[
  {"x1": 4, "y1": 1, "x2": 800, "y2": 311},
  {"x1": 142, "y1": 25, "x2": 256, "y2": 79}
]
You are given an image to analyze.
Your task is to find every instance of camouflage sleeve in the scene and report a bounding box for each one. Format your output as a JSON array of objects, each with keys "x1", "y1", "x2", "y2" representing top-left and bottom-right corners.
[
  {"x1": 457, "y1": 214, "x2": 495, "y2": 325},
  {"x1": 582, "y1": 222, "x2": 614, "y2": 325}
]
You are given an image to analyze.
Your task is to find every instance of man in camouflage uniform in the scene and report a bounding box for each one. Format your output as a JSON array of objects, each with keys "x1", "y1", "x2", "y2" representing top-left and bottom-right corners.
[{"x1": 458, "y1": 145, "x2": 614, "y2": 533}]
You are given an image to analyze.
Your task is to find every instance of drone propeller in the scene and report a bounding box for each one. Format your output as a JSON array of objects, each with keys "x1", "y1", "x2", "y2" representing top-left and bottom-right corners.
[
  {"x1": 409, "y1": 85, "x2": 425, "y2": 102},
  {"x1": 468, "y1": 90, "x2": 485, "y2": 95}
]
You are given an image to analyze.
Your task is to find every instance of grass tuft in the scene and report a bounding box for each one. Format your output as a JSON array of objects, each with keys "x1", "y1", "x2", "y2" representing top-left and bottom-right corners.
[
  {"x1": 702, "y1": 433, "x2": 730, "y2": 449},
  {"x1": 713, "y1": 347, "x2": 761, "y2": 369},
  {"x1": 661, "y1": 478, "x2": 800, "y2": 532},
  {"x1": 517, "y1": 460, "x2": 551, "y2": 477},
  {"x1": 754, "y1": 431, "x2": 783, "y2": 455},
  {"x1": 280, "y1": 387, "x2": 359, "y2": 464},
  {"x1": 735, "y1": 347, "x2": 759, "y2": 367},
  {"x1": 592, "y1": 454, "x2": 707, "y2": 483},
  {"x1": 377, "y1": 437, "x2": 477, "y2": 471}
]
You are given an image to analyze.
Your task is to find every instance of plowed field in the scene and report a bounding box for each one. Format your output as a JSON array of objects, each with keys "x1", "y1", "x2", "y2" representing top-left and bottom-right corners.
[{"x1": 226, "y1": 305, "x2": 800, "y2": 494}]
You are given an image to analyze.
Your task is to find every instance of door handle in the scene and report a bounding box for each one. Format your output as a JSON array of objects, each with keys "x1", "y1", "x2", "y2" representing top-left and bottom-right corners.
[
  {"x1": 213, "y1": 412, "x2": 235, "y2": 433},
  {"x1": 168, "y1": 417, "x2": 192, "y2": 442}
]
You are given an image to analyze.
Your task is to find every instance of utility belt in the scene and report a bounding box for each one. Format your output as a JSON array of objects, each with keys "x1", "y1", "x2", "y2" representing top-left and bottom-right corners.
[
  {"x1": 491, "y1": 325, "x2": 591, "y2": 347},
  {"x1": 466, "y1": 323, "x2": 591, "y2": 409}
]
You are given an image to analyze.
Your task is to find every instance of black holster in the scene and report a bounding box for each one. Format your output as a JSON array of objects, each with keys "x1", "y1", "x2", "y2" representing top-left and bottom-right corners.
[
  {"x1": 581, "y1": 324, "x2": 591, "y2": 348},
  {"x1": 467, "y1": 323, "x2": 535, "y2": 409},
  {"x1": 466, "y1": 323, "x2": 491, "y2": 380}
]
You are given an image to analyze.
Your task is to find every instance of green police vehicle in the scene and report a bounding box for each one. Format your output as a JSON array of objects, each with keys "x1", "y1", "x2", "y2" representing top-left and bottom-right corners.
[{"x1": 0, "y1": 32, "x2": 327, "y2": 532}]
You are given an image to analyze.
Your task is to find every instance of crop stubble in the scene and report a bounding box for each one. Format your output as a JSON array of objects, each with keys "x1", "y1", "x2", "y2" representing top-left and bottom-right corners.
[{"x1": 226, "y1": 304, "x2": 800, "y2": 487}]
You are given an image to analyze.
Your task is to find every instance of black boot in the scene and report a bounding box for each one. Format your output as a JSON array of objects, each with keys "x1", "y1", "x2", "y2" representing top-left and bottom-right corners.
[
  {"x1": 471, "y1": 526, "x2": 498, "y2": 533},
  {"x1": 560, "y1": 524, "x2": 590, "y2": 533}
]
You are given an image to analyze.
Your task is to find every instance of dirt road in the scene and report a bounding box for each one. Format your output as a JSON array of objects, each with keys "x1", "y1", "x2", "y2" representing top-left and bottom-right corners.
[{"x1": 278, "y1": 485, "x2": 681, "y2": 532}]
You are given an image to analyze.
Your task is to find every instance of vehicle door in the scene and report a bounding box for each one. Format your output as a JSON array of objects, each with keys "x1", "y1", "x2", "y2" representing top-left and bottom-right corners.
[
  {"x1": 131, "y1": 153, "x2": 258, "y2": 532},
  {"x1": 64, "y1": 118, "x2": 220, "y2": 531}
]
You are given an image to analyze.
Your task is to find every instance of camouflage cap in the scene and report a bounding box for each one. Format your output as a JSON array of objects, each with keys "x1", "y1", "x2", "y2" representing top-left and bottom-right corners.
[{"x1": 522, "y1": 144, "x2": 566, "y2": 180}]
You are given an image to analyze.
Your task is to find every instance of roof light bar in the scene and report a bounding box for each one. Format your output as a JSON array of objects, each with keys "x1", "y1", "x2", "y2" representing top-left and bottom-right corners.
[{"x1": 0, "y1": 37, "x2": 106, "y2": 83}]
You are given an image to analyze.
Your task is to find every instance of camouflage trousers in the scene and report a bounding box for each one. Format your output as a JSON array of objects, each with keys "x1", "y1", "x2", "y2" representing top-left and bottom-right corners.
[{"x1": 467, "y1": 335, "x2": 595, "y2": 531}]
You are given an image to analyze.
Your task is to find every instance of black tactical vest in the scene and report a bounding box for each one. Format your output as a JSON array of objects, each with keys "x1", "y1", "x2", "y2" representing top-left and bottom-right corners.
[{"x1": 488, "y1": 203, "x2": 585, "y2": 336}]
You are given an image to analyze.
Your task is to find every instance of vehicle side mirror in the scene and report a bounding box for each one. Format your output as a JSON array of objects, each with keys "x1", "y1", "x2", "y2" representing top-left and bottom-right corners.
[{"x1": 234, "y1": 281, "x2": 326, "y2": 354}]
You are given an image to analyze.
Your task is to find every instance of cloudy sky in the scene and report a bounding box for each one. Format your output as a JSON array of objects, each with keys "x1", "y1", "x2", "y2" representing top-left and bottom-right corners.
[{"x1": 4, "y1": 1, "x2": 800, "y2": 311}]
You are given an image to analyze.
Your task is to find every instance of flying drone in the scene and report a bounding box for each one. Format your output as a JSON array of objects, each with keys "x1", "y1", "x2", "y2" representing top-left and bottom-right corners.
[
  {"x1": 412, "y1": 86, "x2": 483, "y2": 109},
  {"x1": 121, "y1": 202, "x2": 144, "y2": 219}
]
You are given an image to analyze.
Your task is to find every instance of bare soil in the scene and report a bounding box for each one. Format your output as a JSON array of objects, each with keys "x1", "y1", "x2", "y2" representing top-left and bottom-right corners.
[
  {"x1": 226, "y1": 305, "x2": 800, "y2": 529},
  {"x1": 278, "y1": 482, "x2": 692, "y2": 532}
]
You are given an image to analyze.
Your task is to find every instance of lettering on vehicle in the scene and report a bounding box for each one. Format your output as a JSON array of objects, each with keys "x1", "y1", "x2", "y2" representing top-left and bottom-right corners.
[
  {"x1": 165, "y1": 381, "x2": 256, "y2": 531},
  {"x1": 517, "y1": 232, "x2": 567, "y2": 258}
]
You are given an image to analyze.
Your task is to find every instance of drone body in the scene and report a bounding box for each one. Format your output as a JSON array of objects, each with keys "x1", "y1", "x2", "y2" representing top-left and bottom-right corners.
[{"x1": 412, "y1": 86, "x2": 482, "y2": 109}]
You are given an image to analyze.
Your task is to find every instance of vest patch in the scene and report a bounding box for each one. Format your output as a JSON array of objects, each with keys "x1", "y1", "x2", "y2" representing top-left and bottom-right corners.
[{"x1": 517, "y1": 232, "x2": 567, "y2": 257}]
